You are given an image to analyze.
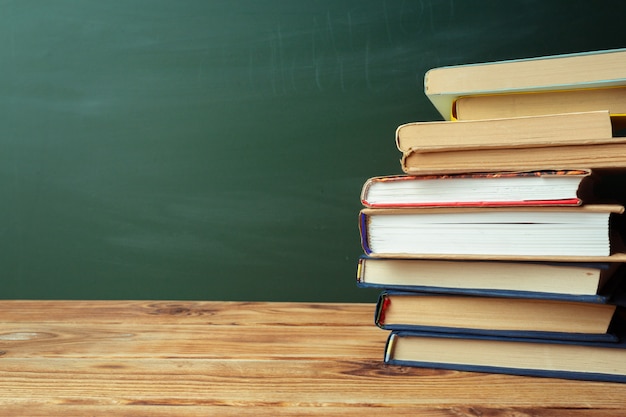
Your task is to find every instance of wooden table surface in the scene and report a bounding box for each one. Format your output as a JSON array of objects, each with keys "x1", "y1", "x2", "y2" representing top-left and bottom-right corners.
[{"x1": 1, "y1": 300, "x2": 626, "y2": 416}]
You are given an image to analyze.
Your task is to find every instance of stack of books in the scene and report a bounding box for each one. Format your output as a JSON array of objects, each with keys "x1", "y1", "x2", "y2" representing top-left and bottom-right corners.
[{"x1": 356, "y1": 48, "x2": 626, "y2": 383}]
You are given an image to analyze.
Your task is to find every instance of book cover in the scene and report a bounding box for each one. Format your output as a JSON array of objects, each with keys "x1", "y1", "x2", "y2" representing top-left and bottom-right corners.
[{"x1": 384, "y1": 328, "x2": 626, "y2": 383}]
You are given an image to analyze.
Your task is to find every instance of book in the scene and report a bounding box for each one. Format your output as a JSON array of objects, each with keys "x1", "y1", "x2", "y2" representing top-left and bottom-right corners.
[
  {"x1": 454, "y1": 86, "x2": 626, "y2": 121},
  {"x1": 356, "y1": 256, "x2": 621, "y2": 302},
  {"x1": 360, "y1": 170, "x2": 598, "y2": 208},
  {"x1": 358, "y1": 204, "x2": 626, "y2": 261},
  {"x1": 400, "y1": 141, "x2": 626, "y2": 175},
  {"x1": 395, "y1": 110, "x2": 619, "y2": 155},
  {"x1": 375, "y1": 290, "x2": 624, "y2": 341},
  {"x1": 424, "y1": 48, "x2": 626, "y2": 120},
  {"x1": 384, "y1": 329, "x2": 626, "y2": 383}
]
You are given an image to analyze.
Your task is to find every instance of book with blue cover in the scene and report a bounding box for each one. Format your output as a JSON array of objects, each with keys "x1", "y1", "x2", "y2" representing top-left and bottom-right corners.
[
  {"x1": 374, "y1": 288, "x2": 626, "y2": 342},
  {"x1": 357, "y1": 256, "x2": 622, "y2": 303},
  {"x1": 384, "y1": 327, "x2": 626, "y2": 383}
]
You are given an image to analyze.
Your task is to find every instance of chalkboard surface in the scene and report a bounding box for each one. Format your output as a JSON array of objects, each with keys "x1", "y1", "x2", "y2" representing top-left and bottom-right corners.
[{"x1": 2, "y1": 1, "x2": 626, "y2": 301}]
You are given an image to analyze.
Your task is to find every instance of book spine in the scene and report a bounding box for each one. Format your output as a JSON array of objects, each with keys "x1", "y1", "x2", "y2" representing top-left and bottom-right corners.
[
  {"x1": 358, "y1": 212, "x2": 372, "y2": 255},
  {"x1": 374, "y1": 292, "x2": 391, "y2": 329}
]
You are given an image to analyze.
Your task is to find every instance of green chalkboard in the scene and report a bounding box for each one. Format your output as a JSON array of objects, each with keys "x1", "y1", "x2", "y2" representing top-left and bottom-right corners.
[{"x1": 2, "y1": 0, "x2": 626, "y2": 301}]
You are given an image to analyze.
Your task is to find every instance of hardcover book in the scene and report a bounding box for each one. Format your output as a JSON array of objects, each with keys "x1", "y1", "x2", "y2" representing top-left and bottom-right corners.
[
  {"x1": 395, "y1": 111, "x2": 618, "y2": 154},
  {"x1": 400, "y1": 141, "x2": 626, "y2": 176},
  {"x1": 395, "y1": 110, "x2": 626, "y2": 175},
  {"x1": 356, "y1": 256, "x2": 621, "y2": 302},
  {"x1": 384, "y1": 328, "x2": 626, "y2": 383},
  {"x1": 454, "y1": 86, "x2": 626, "y2": 121},
  {"x1": 396, "y1": 110, "x2": 626, "y2": 175},
  {"x1": 424, "y1": 48, "x2": 626, "y2": 120},
  {"x1": 359, "y1": 205, "x2": 626, "y2": 261},
  {"x1": 360, "y1": 170, "x2": 597, "y2": 208},
  {"x1": 375, "y1": 290, "x2": 625, "y2": 341}
]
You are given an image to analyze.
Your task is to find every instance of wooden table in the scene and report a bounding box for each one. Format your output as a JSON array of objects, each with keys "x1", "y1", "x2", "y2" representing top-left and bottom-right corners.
[{"x1": 1, "y1": 300, "x2": 625, "y2": 416}]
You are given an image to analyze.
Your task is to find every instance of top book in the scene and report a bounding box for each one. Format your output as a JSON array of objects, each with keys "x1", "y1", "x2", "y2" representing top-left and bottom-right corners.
[{"x1": 425, "y1": 48, "x2": 626, "y2": 120}]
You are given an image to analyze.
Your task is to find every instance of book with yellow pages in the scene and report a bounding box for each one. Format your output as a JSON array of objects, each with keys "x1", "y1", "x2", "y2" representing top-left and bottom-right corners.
[
  {"x1": 454, "y1": 86, "x2": 626, "y2": 121},
  {"x1": 356, "y1": 256, "x2": 622, "y2": 303},
  {"x1": 384, "y1": 327, "x2": 626, "y2": 383},
  {"x1": 400, "y1": 141, "x2": 626, "y2": 175},
  {"x1": 395, "y1": 111, "x2": 626, "y2": 174},
  {"x1": 424, "y1": 48, "x2": 626, "y2": 120},
  {"x1": 395, "y1": 111, "x2": 619, "y2": 155},
  {"x1": 374, "y1": 290, "x2": 625, "y2": 342}
]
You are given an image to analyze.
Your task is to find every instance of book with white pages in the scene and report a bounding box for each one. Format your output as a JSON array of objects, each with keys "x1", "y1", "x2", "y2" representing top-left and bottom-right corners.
[
  {"x1": 359, "y1": 205, "x2": 626, "y2": 261},
  {"x1": 360, "y1": 170, "x2": 598, "y2": 208}
]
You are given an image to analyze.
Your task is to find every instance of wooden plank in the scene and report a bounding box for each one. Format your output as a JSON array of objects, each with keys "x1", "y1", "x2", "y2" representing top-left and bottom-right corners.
[
  {"x1": 2, "y1": 404, "x2": 620, "y2": 417},
  {"x1": 0, "y1": 300, "x2": 625, "y2": 416},
  {"x1": 1, "y1": 358, "x2": 625, "y2": 409},
  {"x1": 0, "y1": 300, "x2": 375, "y2": 326},
  {"x1": 0, "y1": 323, "x2": 387, "y2": 359}
]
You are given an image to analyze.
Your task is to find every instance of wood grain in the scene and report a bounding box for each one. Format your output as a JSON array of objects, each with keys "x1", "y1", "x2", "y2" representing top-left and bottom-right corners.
[{"x1": 1, "y1": 300, "x2": 625, "y2": 416}]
